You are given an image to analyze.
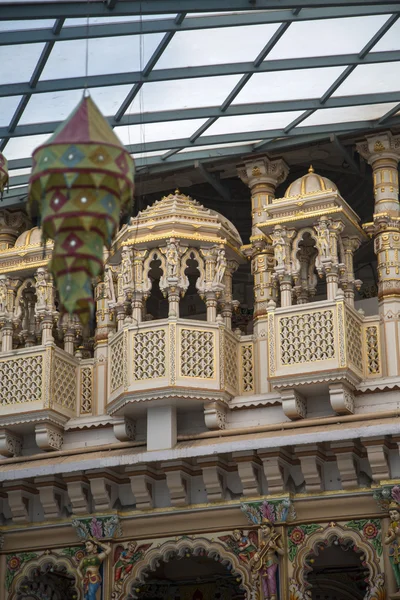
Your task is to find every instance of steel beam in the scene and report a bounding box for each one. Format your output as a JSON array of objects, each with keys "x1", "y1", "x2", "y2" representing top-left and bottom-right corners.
[
  {"x1": 195, "y1": 161, "x2": 231, "y2": 202},
  {"x1": 1, "y1": 50, "x2": 400, "y2": 100},
  {"x1": 1, "y1": 6, "x2": 399, "y2": 46},
  {"x1": 1, "y1": 1, "x2": 400, "y2": 20},
  {"x1": 4, "y1": 90, "x2": 400, "y2": 141},
  {"x1": 330, "y1": 134, "x2": 361, "y2": 175}
]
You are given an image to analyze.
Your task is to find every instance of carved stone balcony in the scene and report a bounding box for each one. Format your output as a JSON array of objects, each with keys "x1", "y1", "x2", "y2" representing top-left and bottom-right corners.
[
  {"x1": 107, "y1": 318, "x2": 241, "y2": 418},
  {"x1": 267, "y1": 297, "x2": 384, "y2": 418},
  {"x1": 0, "y1": 344, "x2": 78, "y2": 454}
]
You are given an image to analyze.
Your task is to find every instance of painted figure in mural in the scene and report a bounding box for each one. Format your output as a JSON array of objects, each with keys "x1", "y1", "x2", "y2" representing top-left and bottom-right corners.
[
  {"x1": 113, "y1": 541, "x2": 152, "y2": 592},
  {"x1": 219, "y1": 529, "x2": 258, "y2": 565},
  {"x1": 77, "y1": 537, "x2": 111, "y2": 600},
  {"x1": 385, "y1": 502, "x2": 400, "y2": 589},
  {"x1": 166, "y1": 239, "x2": 179, "y2": 278},
  {"x1": 252, "y1": 519, "x2": 284, "y2": 600}
]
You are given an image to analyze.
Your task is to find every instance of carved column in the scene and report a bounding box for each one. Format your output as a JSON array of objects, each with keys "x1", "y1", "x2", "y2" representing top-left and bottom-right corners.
[
  {"x1": 357, "y1": 133, "x2": 400, "y2": 376},
  {"x1": 238, "y1": 157, "x2": 289, "y2": 318},
  {"x1": 341, "y1": 237, "x2": 362, "y2": 307},
  {"x1": 131, "y1": 249, "x2": 149, "y2": 323}
]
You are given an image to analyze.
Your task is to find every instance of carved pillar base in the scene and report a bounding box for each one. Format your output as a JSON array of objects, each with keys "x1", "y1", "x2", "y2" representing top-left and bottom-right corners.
[
  {"x1": 35, "y1": 424, "x2": 64, "y2": 451},
  {"x1": 0, "y1": 428, "x2": 22, "y2": 457},
  {"x1": 329, "y1": 382, "x2": 355, "y2": 415},
  {"x1": 204, "y1": 401, "x2": 228, "y2": 430},
  {"x1": 281, "y1": 389, "x2": 306, "y2": 420},
  {"x1": 113, "y1": 417, "x2": 136, "y2": 442}
]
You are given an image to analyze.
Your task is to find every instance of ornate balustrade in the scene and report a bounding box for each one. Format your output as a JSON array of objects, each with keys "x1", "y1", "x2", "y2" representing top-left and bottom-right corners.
[
  {"x1": 239, "y1": 336, "x2": 255, "y2": 395},
  {"x1": 267, "y1": 298, "x2": 383, "y2": 390},
  {"x1": 107, "y1": 318, "x2": 242, "y2": 413}
]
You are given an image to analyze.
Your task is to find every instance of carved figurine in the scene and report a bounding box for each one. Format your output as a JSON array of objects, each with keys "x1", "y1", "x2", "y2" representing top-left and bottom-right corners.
[
  {"x1": 219, "y1": 529, "x2": 258, "y2": 565},
  {"x1": 272, "y1": 228, "x2": 287, "y2": 269},
  {"x1": 77, "y1": 537, "x2": 111, "y2": 600},
  {"x1": 214, "y1": 246, "x2": 227, "y2": 284},
  {"x1": 165, "y1": 239, "x2": 179, "y2": 279},
  {"x1": 113, "y1": 541, "x2": 152, "y2": 592},
  {"x1": 121, "y1": 247, "x2": 133, "y2": 287},
  {"x1": 35, "y1": 267, "x2": 52, "y2": 310},
  {"x1": 0, "y1": 275, "x2": 8, "y2": 313},
  {"x1": 315, "y1": 218, "x2": 331, "y2": 259},
  {"x1": 252, "y1": 519, "x2": 284, "y2": 600},
  {"x1": 385, "y1": 502, "x2": 400, "y2": 589}
]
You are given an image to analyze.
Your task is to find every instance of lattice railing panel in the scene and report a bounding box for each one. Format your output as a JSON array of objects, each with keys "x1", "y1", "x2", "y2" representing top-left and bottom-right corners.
[
  {"x1": 345, "y1": 310, "x2": 363, "y2": 372},
  {"x1": 240, "y1": 343, "x2": 254, "y2": 393},
  {"x1": 0, "y1": 355, "x2": 42, "y2": 405},
  {"x1": 80, "y1": 366, "x2": 93, "y2": 414},
  {"x1": 180, "y1": 329, "x2": 214, "y2": 379},
  {"x1": 53, "y1": 355, "x2": 76, "y2": 410},
  {"x1": 110, "y1": 335, "x2": 124, "y2": 392},
  {"x1": 279, "y1": 309, "x2": 335, "y2": 365},
  {"x1": 225, "y1": 333, "x2": 238, "y2": 391},
  {"x1": 365, "y1": 325, "x2": 381, "y2": 376},
  {"x1": 133, "y1": 329, "x2": 166, "y2": 380}
]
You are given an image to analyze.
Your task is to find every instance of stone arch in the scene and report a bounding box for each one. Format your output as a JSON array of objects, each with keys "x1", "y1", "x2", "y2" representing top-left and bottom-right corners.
[
  {"x1": 291, "y1": 227, "x2": 321, "y2": 275},
  {"x1": 120, "y1": 536, "x2": 253, "y2": 599},
  {"x1": 180, "y1": 247, "x2": 206, "y2": 292},
  {"x1": 8, "y1": 553, "x2": 81, "y2": 600},
  {"x1": 292, "y1": 523, "x2": 382, "y2": 599},
  {"x1": 143, "y1": 249, "x2": 167, "y2": 288}
]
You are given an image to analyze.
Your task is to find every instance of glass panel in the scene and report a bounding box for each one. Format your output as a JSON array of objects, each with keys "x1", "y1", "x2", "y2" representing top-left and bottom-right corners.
[
  {"x1": 204, "y1": 111, "x2": 303, "y2": 136},
  {"x1": 266, "y1": 15, "x2": 389, "y2": 59},
  {"x1": 373, "y1": 19, "x2": 400, "y2": 52},
  {"x1": 126, "y1": 75, "x2": 242, "y2": 114},
  {"x1": 3, "y1": 134, "x2": 50, "y2": 161},
  {"x1": 178, "y1": 141, "x2": 258, "y2": 153},
  {"x1": 0, "y1": 43, "x2": 45, "y2": 84},
  {"x1": 332, "y1": 62, "x2": 400, "y2": 96},
  {"x1": 0, "y1": 19, "x2": 55, "y2": 31},
  {"x1": 20, "y1": 85, "x2": 133, "y2": 124},
  {"x1": 154, "y1": 23, "x2": 281, "y2": 69},
  {"x1": 231, "y1": 66, "x2": 346, "y2": 104},
  {"x1": 40, "y1": 33, "x2": 165, "y2": 80},
  {"x1": 8, "y1": 167, "x2": 32, "y2": 178},
  {"x1": 0, "y1": 96, "x2": 24, "y2": 127},
  {"x1": 64, "y1": 14, "x2": 175, "y2": 26},
  {"x1": 115, "y1": 118, "x2": 207, "y2": 145},
  {"x1": 300, "y1": 103, "x2": 399, "y2": 127}
]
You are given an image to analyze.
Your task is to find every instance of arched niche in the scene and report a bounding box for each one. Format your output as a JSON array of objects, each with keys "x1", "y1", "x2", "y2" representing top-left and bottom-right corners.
[
  {"x1": 143, "y1": 250, "x2": 168, "y2": 320},
  {"x1": 8, "y1": 554, "x2": 81, "y2": 600},
  {"x1": 119, "y1": 537, "x2": 253, "y2": 600},
  {"x1": 291, "y1": 228, "x2": 320, "y2": 303},
  {"x1": 179, "y1": 248, "x2": 206, "y2": 320},
  {"x1": 291, "y1": 523, "x2": 382, "y2": 600}
]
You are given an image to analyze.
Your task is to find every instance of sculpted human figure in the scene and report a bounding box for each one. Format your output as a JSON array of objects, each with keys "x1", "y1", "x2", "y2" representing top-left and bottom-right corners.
[
  {"x1": 77, "y1": 537, "x2": 111, "y2": 600},
  {"x1": 35, "y1": 267, "x2": 51, "y2": 309},
  {"x1": 0, "y1": 275, "x2": 8, "y2": 313},
  {"x1": 385, "y1": 502, "x2": 400, "y2": 589},
  {"x1": 121, "y1": 248, "x2": 133, "y2": 287},
  {"x1": 114, "y1": 540, "x2": 151, "y2": 592},
  {"x1": 315, "y1": 218, "x2": 331, "y2": 259},
  {"x1": 166, "y1": 239, "x2": 179, "y2": 278},
  {"x1": 272, "y1": 227, "x2": 287, "y2": 269},
  {"x1": 214, "y1": 246, "x2": 227, "y2": 284},
  {"x1": 252, "y1": 519, "x2": 284, "y2": 600}
]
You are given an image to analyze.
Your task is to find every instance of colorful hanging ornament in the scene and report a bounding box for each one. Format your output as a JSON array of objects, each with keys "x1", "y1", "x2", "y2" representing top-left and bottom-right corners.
[
  {"x1": 28, "y1": 95, "x2": 135, "y2": 324},
  {"x1": 0, "y1": 151, "x2": 9, "y2": 200}
]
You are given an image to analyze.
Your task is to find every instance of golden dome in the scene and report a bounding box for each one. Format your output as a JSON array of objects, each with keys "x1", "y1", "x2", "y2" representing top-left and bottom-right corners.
[
  {"x1": 125, "y1": 190, "x2": 243, "y2": 248},
  {"x1": 14, "y1": 226, "x2": 42, "y2": 247},
  {"x1": 284, "y1": 165, "x2": 338, "y2": 199}
]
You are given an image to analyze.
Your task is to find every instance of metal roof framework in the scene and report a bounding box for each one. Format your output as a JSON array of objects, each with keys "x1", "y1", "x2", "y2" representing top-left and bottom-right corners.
[{"x1": 2, "y1": 0, "x2": 400, "y2": 206}]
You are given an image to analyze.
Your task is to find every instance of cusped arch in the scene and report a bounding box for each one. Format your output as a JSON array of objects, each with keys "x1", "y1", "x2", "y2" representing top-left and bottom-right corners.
[
  {"x1": 180, "y1": 247, "x2": 206, "y2": 292},
  {"x1": 120, "y1": 536, "x2": 253, "y2": 599},
  {"x1": 291, "y1": 227, "x2": 320, "y2": 275},
  {"x1": 292, "y1": 523, "x2": 381, "y2": 599},
  {"x1": 8, "y1": 553, "x2": 81, "y2": 600},
  {"x1": 143, "y1": 249, "x2": 167, "y2": 290}
]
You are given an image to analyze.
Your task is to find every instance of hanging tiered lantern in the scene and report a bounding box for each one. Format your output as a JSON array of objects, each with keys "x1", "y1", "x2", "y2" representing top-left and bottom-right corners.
[
  {"x1": 0, "y1": 151, "x2": 8, "y2": 200},
  {"x1": 29, "y1": 95, "x2": 135, "y2": 324}
]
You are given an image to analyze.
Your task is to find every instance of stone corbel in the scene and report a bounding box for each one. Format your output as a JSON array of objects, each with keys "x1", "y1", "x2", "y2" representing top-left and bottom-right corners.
[
  {"x1": 197, "y1": 458, "x2": 228, "y2": 502},
  {"x1": 361, "y1": 436, "x2": 392, "y2": 483},
  {"x1": 295, "y1": 444, "x2": 325, "y2": 493},
  {"x1": 87, "y1": 469, "x2": 120, "y2": 512},
  {"x1": 35, "y1": 423, "x2": 64, "y2": 451},
  {"x1": 234, "y1": 451, "x2": 262, "y2": 498},
  {"x1": 113, "y1": 417, "x2": 136, "y2": 442},
  {"x1": 281, "y1": 388, "x2": 307, "y2": 420},
  {"x1": 126, "y1": 466, "x2": 157, "y2": 509},
  {"x1": 204, "y1": 401, "x2": 228, "y2": 430},
  {"x1": 162, "y1": 460, "x2": 192, "y2": 506},
  {"x1": 329, "y1": 382, "x2": 355, "y2": 415},
  {"x1": 4, "y1": 480, "x2": 37, "y2": 523},
  {"x1": 330, "y1": 440, "x2": 363, "y2": 490},
  {"x1": 64, "y1": 472, "x2": 90, "y2": 515},
  {"x1": 0, "y1": 428, "x2": 22, "y2": 457},
  {"x1": 258, "y1": 448, "x2": 292, "y2": 495},
  {"x1": 35, "y1": 476, "x2": 67, "y2": 519}
]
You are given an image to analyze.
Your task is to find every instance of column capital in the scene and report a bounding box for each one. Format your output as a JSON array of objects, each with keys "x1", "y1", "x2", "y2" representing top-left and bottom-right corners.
[
  {"x1": 238, "y1": 155, "x2": 289, "y2": 190},
  {"x1": 356, "y1": 131, "x2": 400, "y2": 164}
]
